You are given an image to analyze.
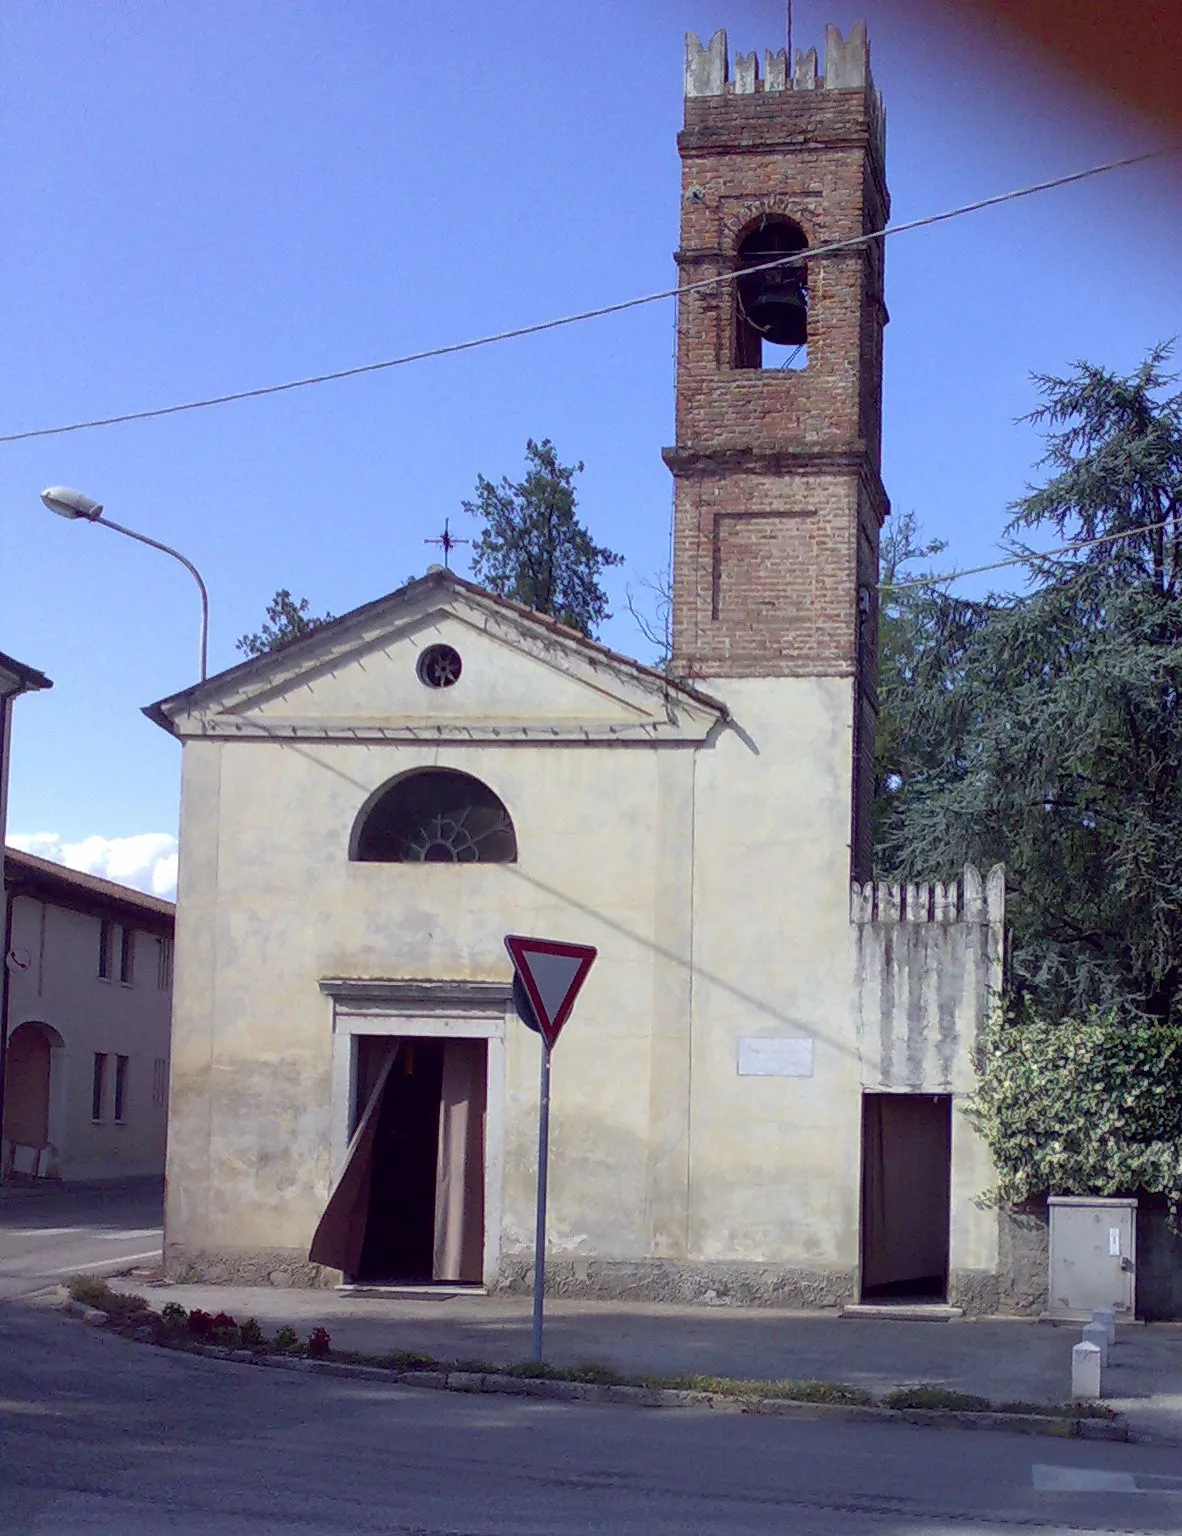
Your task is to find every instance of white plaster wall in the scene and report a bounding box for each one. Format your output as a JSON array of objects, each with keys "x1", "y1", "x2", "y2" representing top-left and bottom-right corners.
[
  {"x1": 852, "y1": 871, "x2": 1006, "y2": 1284},
  {"x1": 6, "y1": 894, "x2": 171, "y2": 1178},
  {"x1": 167, "y1": 734, "x2": 680, "y2": 1263},
  {"x1": 166, "y1": 647, "x2": 1000, "y2": 1291},
  {"x1": 950, "y1": 1110, "x2": 999, "y2": 1274},
  {"x1": 242, "y1": 612, "x2": 655, "y2": 728},
  {"x1": 687, "y1": 676, "x2": 862, "y2": 1270}
]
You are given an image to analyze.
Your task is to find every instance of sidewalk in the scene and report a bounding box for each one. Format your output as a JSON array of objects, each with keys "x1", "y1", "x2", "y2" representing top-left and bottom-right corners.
[{"x1": 104, "y1": 1277, "x2": 1182, "y2": 1444}]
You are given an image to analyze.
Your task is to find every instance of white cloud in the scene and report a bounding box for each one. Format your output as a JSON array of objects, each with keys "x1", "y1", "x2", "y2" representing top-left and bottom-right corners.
[{"x1": 8, "y1": 832, "x2": 179, "y2": 901}]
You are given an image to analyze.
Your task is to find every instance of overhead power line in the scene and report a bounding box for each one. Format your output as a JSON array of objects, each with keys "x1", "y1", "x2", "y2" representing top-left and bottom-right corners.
[
  {"x1": 879, "y1": 513, "x2": 1180, "y2": 594},
  {"x1": 0, "y1": 150, "x2": 1163, "y2": 447}
]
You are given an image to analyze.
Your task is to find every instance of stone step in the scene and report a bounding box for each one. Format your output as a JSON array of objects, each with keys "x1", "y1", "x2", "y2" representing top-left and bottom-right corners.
[{"x1": 841, "y1": 1303, "x2": 964, "y2": 1322}]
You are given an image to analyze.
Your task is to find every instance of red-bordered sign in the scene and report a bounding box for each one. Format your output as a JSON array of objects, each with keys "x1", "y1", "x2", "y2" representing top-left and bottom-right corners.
[{"x1": 504, "y1": 935, "x2": 597, "y2": 1050}]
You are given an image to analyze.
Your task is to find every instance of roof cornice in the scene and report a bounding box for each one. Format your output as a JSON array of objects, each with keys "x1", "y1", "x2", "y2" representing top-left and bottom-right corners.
[{"x1": 146, "y1": 569, "x2": 727, "y2": 739}]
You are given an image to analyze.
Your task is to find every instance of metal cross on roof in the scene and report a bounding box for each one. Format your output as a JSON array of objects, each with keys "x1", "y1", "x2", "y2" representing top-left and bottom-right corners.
[{"x1": 424, "y1": 517, "x2": 470, "y2": 569}]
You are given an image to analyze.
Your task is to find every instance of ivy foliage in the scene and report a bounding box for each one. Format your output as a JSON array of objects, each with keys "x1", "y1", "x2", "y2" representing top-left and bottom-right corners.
[{"x1": 966, "y1": 998, "x2": 1182, "y2": 1223}]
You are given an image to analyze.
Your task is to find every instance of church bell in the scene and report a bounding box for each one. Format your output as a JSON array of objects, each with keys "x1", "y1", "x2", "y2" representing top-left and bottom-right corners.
[{"x1": 739, "y1": 266, "x2": 808, "y2": 348}]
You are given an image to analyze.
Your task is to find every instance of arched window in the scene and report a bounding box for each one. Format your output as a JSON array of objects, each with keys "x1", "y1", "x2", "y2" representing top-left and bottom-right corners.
[
  {"x1": 735, "y1": 217, "x2": 809, "y2": 371},
  {"x1": 351, "y1": 769, "x2": 517, "y2": 864}
]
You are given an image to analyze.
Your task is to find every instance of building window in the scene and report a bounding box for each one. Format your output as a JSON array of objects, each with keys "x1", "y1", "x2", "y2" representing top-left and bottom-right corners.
[
  {"x1": 119, "y1": 927, "x2": 135, "y2": 985},
  {"x1": 152, "y1": 1057, "x2": 168, "y2": 1108},
  {"x1": 92, "y1": 1053, "x2": 107, "y2": 1121},
  {"x1": 98, "y1": 920, "x2": 113, "y2": 980},
  {"x1": 114, "y1": 1056, "x2": 129, "y2": 1123},
  {"x1": 350, "y1": 769, "x2": 517, "y2": 864},
  {"x1": 156, "y1": 937, "x2": 172, "y2": 991},
  {"x1": 417, "y1": 643, "x2": 463, "y2": 688}
]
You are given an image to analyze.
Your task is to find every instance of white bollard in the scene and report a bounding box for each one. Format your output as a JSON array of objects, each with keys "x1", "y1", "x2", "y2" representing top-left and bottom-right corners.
[
  {"x1": 1081, "y1": 1320, "x2": 1109, "y2": 1366},
  {"x1": 1093, "y1": 1307, "x2": 1116, "y2": 1347},
  {"x1": 1072, "y1": 1340, "x2": 1102, "y2": 1400}
]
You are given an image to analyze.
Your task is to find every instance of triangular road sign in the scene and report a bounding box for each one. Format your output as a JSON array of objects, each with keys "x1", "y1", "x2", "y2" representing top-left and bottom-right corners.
[{"x1": 504, "y1": 934, "x2": 597, "y2": 1050}]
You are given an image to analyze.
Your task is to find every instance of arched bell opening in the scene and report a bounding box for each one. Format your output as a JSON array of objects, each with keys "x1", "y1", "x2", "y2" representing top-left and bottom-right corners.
[
  {"x1": 734, "y1": 217, "x2": 809, "y2": 372},
  {"x1": 350, "y1": 769, "x2": 517, "y2": 864}
]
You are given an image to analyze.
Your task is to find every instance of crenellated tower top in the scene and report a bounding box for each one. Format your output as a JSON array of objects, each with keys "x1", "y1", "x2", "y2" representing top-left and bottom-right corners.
[{"x1": 683, "y1": 23, "x2": 885, "y2": 152}]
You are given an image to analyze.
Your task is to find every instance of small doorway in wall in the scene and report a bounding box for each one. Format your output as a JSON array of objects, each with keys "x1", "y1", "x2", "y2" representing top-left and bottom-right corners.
[
  {"x1": 860, "y1": 1093, "x2": 951, "y2": 1302},
  {"x1": 1, "y1": 1021, "x2": 61, "y2": 1179},
  {"x1": 310, "y1": 1034, "x2": 486, "y2": 1286}
]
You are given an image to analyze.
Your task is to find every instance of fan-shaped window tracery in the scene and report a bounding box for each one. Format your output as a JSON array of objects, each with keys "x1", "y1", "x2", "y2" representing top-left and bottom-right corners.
[{"x1": 351, "y1": 769, "x2": 517, "y2": 864}]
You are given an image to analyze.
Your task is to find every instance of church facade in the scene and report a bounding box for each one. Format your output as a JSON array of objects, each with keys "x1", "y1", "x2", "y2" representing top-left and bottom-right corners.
[{"x1": 150, "y1": 22, "x2": 1008, "y2": 1312}]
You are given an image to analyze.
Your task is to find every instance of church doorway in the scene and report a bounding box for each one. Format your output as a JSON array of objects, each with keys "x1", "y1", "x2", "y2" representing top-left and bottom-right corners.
[
  {"x1": 310, "y1": 1034, "x2": 487, "y2": 1286},
  {"x1": 859, "y1": 1093, "x2": 951, "y2": 1303}
]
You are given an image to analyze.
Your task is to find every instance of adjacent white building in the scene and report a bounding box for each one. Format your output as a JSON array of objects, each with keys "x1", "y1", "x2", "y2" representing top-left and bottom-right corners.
[{"x1": 2, "y1": 849, "x2": 174, "y2": 1181}]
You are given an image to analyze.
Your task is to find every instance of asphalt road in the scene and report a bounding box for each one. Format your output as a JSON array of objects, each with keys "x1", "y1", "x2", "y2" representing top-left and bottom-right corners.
[
  {"x1": 0, "y1": 1179, "x2": 162, "y2": 1300},
  {"x1": 3, "y1": 1301, "x2": 1182, "y2": 1535}
]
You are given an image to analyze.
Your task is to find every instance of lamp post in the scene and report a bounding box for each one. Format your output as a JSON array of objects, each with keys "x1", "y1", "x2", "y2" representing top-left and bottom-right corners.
[{"x1": 41, "y1": 487, "x2": 209, "y2": 682}]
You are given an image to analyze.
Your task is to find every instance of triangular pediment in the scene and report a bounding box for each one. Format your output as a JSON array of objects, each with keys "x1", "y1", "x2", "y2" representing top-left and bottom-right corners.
[{"x1": 147, "y1": 572, "x2": 726, "y2": 745}]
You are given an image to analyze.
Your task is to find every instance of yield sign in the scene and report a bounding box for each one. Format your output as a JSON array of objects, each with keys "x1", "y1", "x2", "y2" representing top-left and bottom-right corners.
[{"x1": 504, "y1": 935, "x2": 597, "y2": 1050}]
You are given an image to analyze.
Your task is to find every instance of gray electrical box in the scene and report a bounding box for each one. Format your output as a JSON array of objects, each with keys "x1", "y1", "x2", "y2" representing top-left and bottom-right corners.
[{"x1": 1047, "y1": 1196, "x2": 1136, "y2": 1320}]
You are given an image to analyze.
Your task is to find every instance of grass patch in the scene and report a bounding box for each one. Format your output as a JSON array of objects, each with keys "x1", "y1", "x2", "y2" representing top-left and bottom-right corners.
[
  {"x1": 997, "y1": 1399, "x2": 1117, "y2": 1420},
  {"x1": 64, "y1": 1275, "x2": 151, "y2": 1323},
  {"x1": 64, "y1": 1274, "x2": 116, "y2": 1307},
  {"x1": 382, "y1": 1349, "x2": 439, "y2": 1372},
  {"x1": 654, "y1": 1374, "x2": 871, "y2": 1405},
  {"x1": 883, "y1": 1386, "x2": 992, "y2": 1413},
  {"x1": 561, "y1": 1363, "x2": 629, "y2": 1386},
  {"x1": 759, "y1": 1380, "x2": 873, "y2": 1406},
  {"x1": 504, "y1": 1360, "x2": 557, "y2": 1379}
]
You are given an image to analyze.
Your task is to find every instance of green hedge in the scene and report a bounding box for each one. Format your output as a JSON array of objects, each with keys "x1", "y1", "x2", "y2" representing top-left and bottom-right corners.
[{"x1": 966, "y1": 999, "x2": 1182, "y2": 1225}]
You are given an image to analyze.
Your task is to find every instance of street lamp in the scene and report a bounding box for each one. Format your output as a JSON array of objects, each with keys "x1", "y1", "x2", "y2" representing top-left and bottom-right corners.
[{"x1": 41, "y1": 487, "x2": 209, "y2": 682}]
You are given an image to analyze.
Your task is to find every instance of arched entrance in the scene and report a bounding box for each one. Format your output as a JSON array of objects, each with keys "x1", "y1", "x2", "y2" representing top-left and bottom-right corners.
[{"x1": 2, "y1": 1021, "x2": 64, "y2": 1178}]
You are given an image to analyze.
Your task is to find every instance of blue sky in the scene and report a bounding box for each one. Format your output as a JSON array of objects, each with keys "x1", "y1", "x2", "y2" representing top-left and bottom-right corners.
[{"x1": 2, "y1": 1, "x2": 1179, "y2": 894}]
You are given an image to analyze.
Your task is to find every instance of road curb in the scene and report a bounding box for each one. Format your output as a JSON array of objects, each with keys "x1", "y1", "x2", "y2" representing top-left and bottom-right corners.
[
  {"x1": 61, "y1": 1299, "x2": 109, "y2": 1326},
  {"x1": 55, "y1": 1297, "x2": 1130, "y2": 1442},
  {"x1": 254, "y1": 1353, "x2": 1130, "y2": 1438}
]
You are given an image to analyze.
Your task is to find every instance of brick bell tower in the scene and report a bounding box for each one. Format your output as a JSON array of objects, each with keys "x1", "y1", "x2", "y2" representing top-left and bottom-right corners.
[{"x1": 663, "y1": 23, "x2": 889, "y2": 880}]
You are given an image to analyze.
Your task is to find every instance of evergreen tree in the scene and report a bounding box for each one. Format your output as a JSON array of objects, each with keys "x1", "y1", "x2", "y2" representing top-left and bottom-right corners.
[
  {"x1": 236, "y1": 589, "x2": 334, "y2": 659},
  {"x1": 873, "y1": 510, "x2": 948, "y2": 858},
  {"x1": 876, "y1": 346, "x2": 1182, "y2": 1024},
  {"x1": 464, "y1": 439, "x2": 623, "y2": 638}
]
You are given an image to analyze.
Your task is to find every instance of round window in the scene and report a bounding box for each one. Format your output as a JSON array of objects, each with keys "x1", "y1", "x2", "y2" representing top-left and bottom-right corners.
[{"x1": 417, "y1": 643, "x2": 462, "y2": 689}]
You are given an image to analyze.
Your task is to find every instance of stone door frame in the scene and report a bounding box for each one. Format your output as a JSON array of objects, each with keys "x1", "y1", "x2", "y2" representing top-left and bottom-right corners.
[{"x1": 319, "y1": 978, "x2": 510, "y2": 1289}]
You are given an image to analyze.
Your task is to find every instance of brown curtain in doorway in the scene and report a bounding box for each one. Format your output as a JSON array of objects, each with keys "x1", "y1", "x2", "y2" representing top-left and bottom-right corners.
[
  {"x1": 861, "y1": 1094, "x2": 951, "y2": 1295},
  {"x1": 432, "y1": 1039, "x2": 486, "y2": 1284},
  {"x1": 309, "y1": 1042, "x2": 400, "y2": 1274}
]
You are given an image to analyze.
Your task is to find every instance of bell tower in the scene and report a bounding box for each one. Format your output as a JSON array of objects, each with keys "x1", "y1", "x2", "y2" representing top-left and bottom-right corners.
[{"x1": 663, "y1": 23, "x2": 889, "y2": 878}]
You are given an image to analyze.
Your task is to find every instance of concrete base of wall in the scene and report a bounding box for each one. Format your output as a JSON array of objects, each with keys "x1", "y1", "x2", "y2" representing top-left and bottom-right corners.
[
  {"x1": 948, "y1": 1268, "x2": 1001, "y2": 1317},
  {"x1": 997, "y1": 1203, "x2": 1050, "y2": 1315},
  {"x1": 164, "y1": 1246, "x2": 340, "y2": 1289},
  {"x1": 494, "y1": 1256, "x2": 858, "y2": 1309}
]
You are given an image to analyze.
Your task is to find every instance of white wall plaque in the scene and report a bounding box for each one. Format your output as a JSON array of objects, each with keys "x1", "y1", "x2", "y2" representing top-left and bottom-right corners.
[{"x1": 738, "y1": 1037, "x2": 814, "y2": 1078}]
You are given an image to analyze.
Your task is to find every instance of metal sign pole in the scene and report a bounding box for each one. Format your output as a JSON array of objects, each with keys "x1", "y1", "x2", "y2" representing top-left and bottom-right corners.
[{"x1": 531, "y1": 1042, "x2": 552, "y2": 1363}]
